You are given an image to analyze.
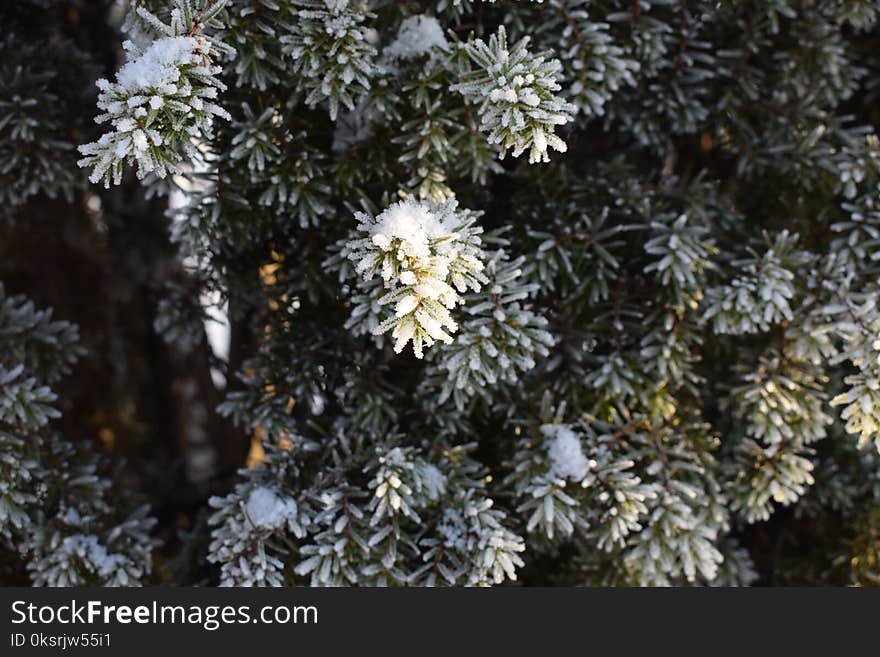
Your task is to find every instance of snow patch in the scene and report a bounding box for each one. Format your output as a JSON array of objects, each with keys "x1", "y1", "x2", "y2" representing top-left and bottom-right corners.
[
  {"x1": 420, "y1": 464, "x2": 447, "y2": 500},
  {"x1": 542, "y1": 424, "x2": 591, "y2": 481},
  {"x1": 117, "y1": 37, "x2": 202, "y2": 93},
  {"x1": 245, "y1": 486, "x2": 298, "y2": 530},
  {"x1": 385, "y1": 16, "x2": 448, "y2": 61}
]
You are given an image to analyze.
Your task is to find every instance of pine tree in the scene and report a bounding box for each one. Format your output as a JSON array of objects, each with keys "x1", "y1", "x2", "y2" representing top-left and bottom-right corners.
[
  {"x1": 3, "y1": 0, "x2": 880, "y2": 587},
  {"x1": 0, "y1": 285, "x2": 155, "y2": 585}
]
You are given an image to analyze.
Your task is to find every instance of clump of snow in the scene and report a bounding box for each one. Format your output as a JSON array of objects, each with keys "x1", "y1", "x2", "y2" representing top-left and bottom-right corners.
[
  {"x1": 384, "y1": 16, "x2": 448, "y2": 61},
  {"x1": 59, "y1": 507, "x2": 82, "y2": 525},
  {"x1": 420, "y1": 464, "x2": 447, "y2": 500},
  {"x1": 116, "y1": 37, "x2": 203, "y2": 93},
  {"x1": 542, "y1": 424, "x2": 592, "y2": 481},
  {"x1": 369, "y1": 200, "x2": 451, "y2": 264},
  {"x1": 362, "y1": 201, "x2": 466, "y2": 340},
  {"x1": 245, "y1": 486, "x2": 298, "y2": 530}
]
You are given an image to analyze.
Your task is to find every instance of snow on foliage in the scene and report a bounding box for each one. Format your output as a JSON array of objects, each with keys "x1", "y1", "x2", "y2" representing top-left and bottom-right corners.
[
  {"x1": 347, "y1": 198, "x2": 487, "y2": 358},
  {"x1": 453, "y1": 26, "x2": 575, "y2": 163},
  {"x1": 384, "y1": 15, "x2": 449, "y2": 61},
  {"x1": 245, "y1": 486, "x2": 299, "y2": 530},
  {"x1": 542, "y1": 424, "x2": 593, "y2": 482},
  {"x1": 78, "y1": 3, "x2": 230, "y2": 186},
  {"x1": 281, "y1": 0, "x2": 377, "y2": 120},
  {"x1": 434, "y1": 250, "x2": 555, "y2": 409},
  {"x1": 18, "y1": 0, "x2": 880, "y2": 590}
]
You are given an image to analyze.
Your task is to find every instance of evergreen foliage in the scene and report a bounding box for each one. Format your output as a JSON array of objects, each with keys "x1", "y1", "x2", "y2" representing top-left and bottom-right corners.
[
  {"x1": 3, "y1": 0, "x2": 880, "y2": 587},
  {"x1": 0, "y1": 286, "x2": 155, "y2": 585}
]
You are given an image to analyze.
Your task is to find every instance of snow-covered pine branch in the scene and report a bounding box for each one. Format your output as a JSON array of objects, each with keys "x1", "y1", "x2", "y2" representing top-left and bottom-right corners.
[
  {"x1": 0, "y1": 285, "x2": 156, "y2": 585},
  {"x1": 281, "y1": 0, "x2": 377, "y2": 120},
  {"x1": 434, "y1": 250, "x2": 555, "y2": 408},
  {"x1": 345, "y1": 197, "x2": 487, "y2": 358},
  {"x1": 452, "y1": 26, "x2": 576, "y2": 164},
  {"x1": 703, "y1": 231, "x2": 807, "y2": 335},
  {"x1": 77, "y1": 0, "x2": 231, "y2": 187}
]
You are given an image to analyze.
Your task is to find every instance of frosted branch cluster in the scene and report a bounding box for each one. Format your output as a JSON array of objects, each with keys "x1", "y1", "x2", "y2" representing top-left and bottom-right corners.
[
  {"x1": 453, "y1": 26, "x2": 576, "y2": 163},
  {"x1": 347, "y1": 198, "x2": 487, "y2": 358},
  {"x1": 77, "y1": 2, "x2": 230, "y2": 186}
]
